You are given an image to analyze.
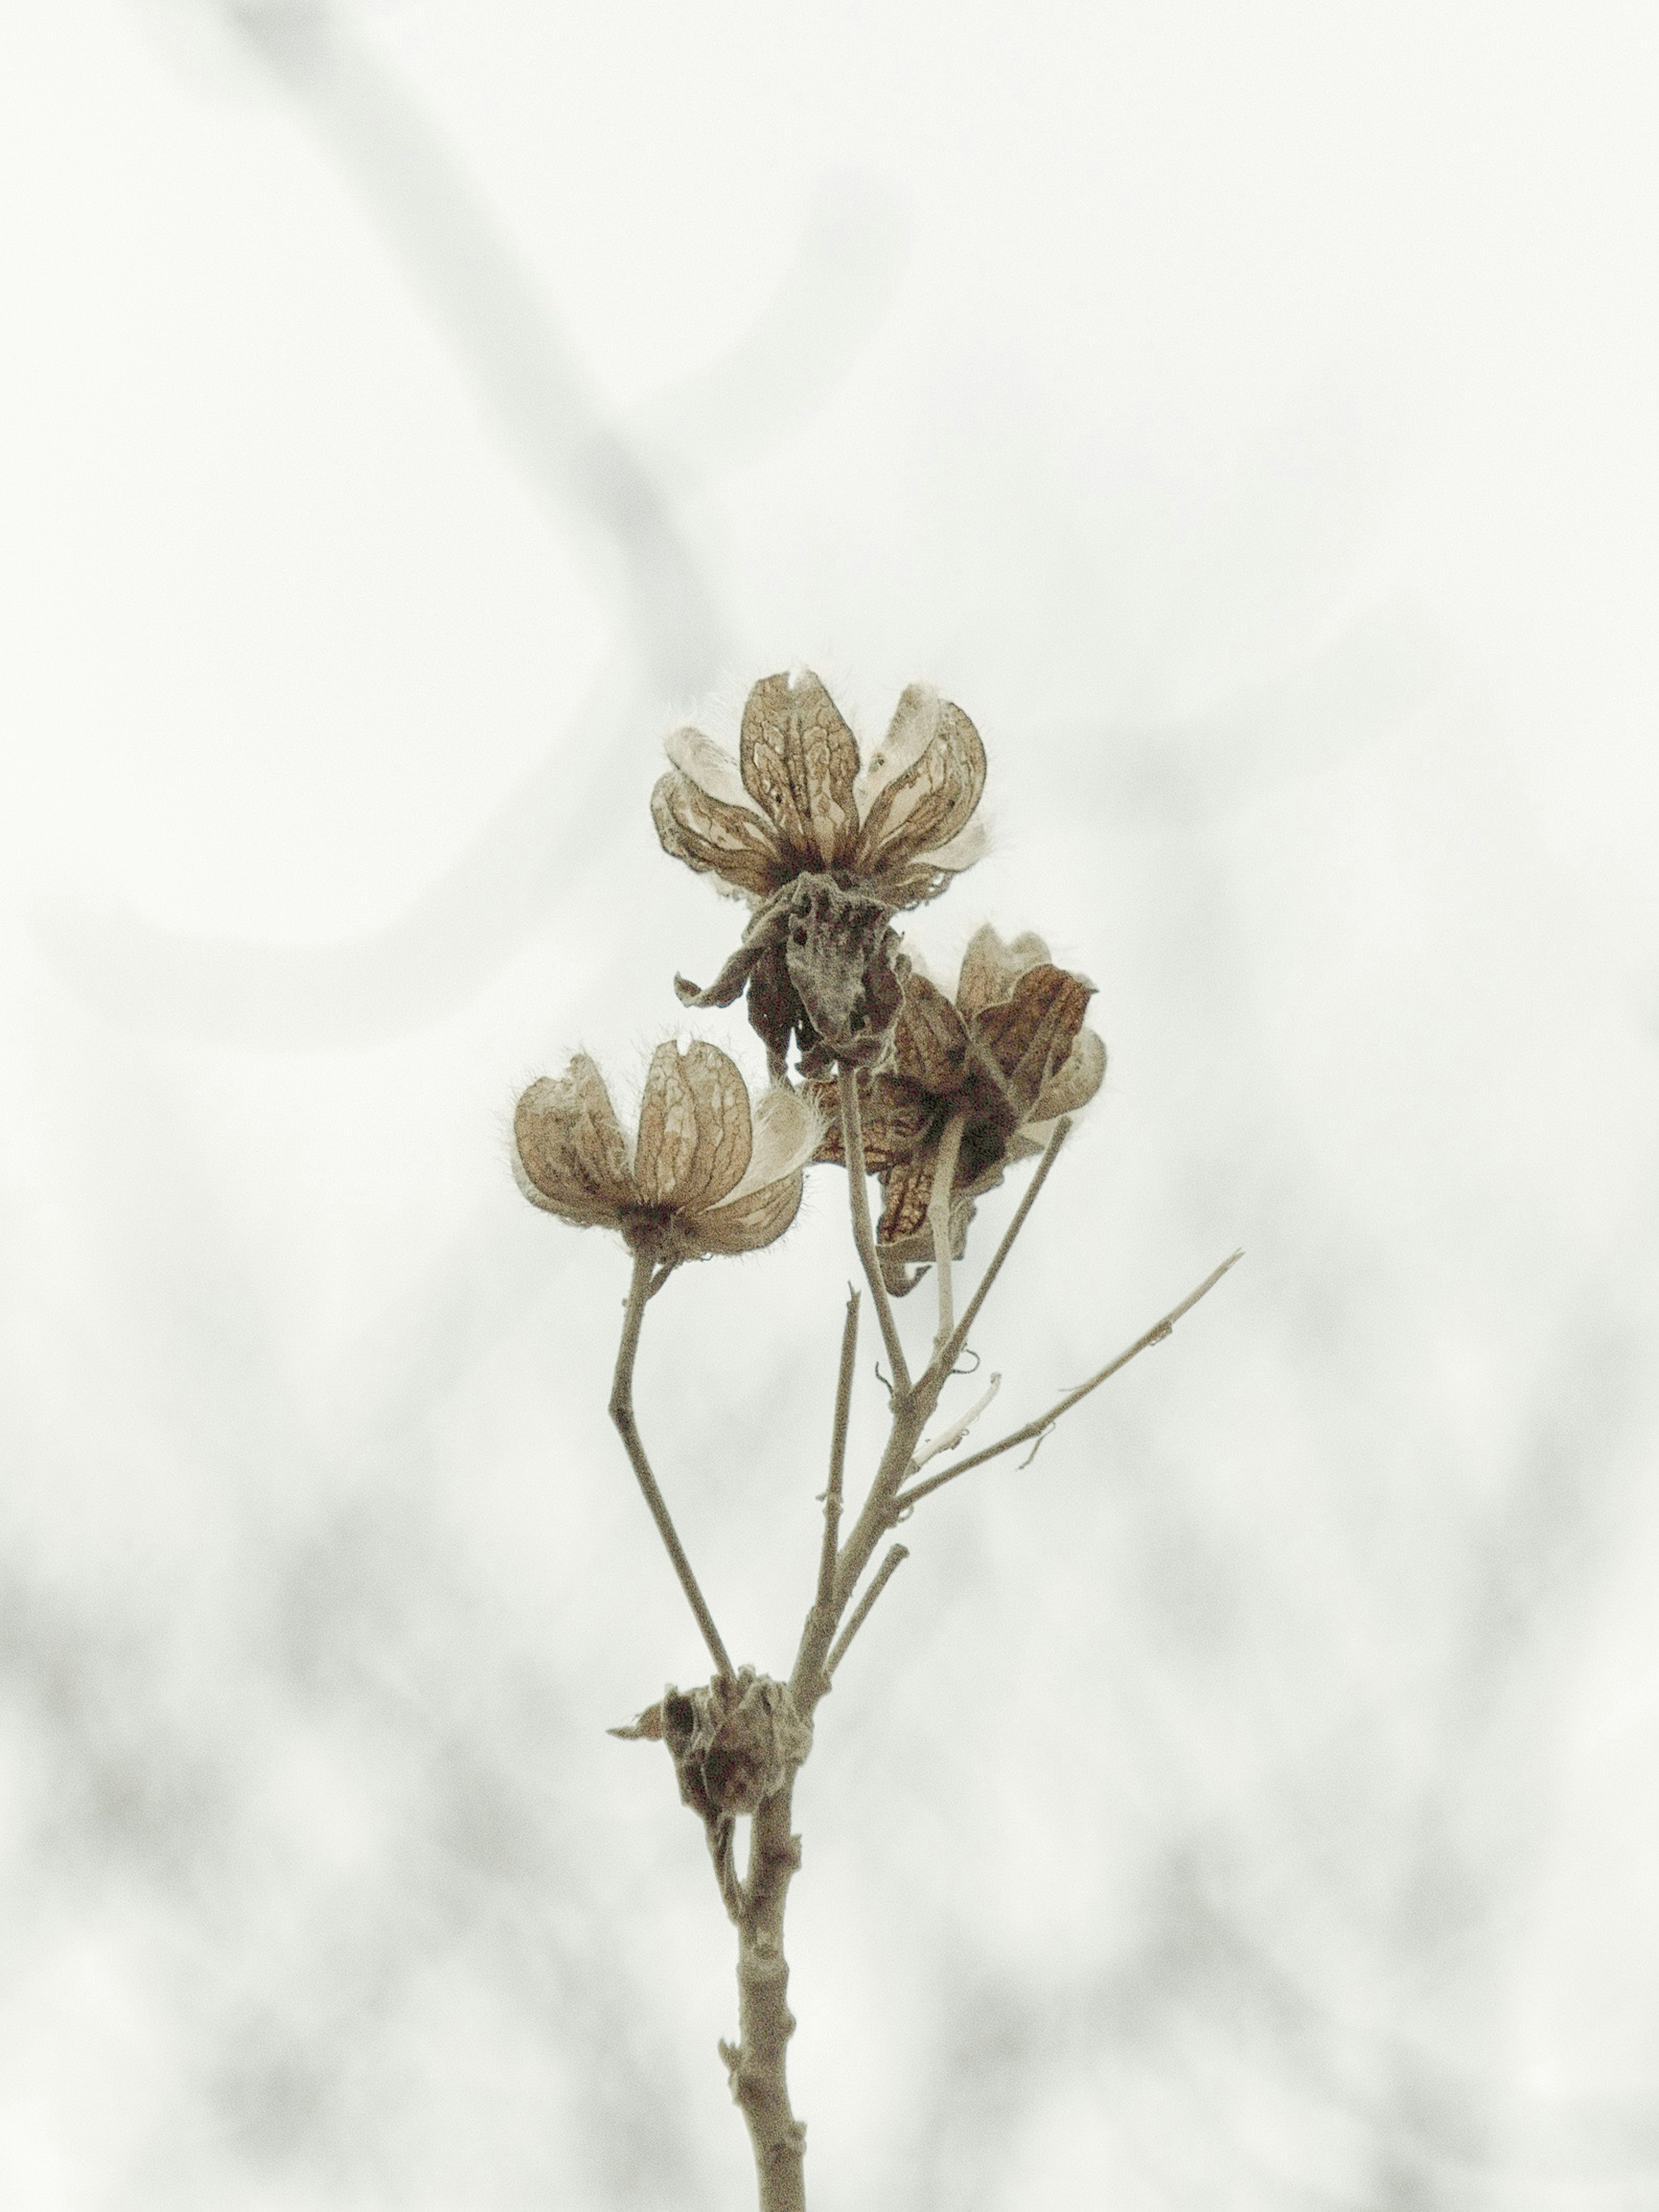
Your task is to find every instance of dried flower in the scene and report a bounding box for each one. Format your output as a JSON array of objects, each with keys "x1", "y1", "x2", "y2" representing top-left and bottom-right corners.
[
  {"x1": 513, "y1": 1040, "x2": 819, "y2": 1263},
  {"x1": 814, "y1": 925, "x2": 1106, "y2": 1289},
  {"x1": 652, "y1": 671, "x2": 988, "y2": 1078}
]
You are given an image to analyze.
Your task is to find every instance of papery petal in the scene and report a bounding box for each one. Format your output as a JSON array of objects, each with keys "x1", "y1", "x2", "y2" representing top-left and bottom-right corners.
[
  {"x1": 852, "y1": 685, "x2": 986, "y2": 872},
  {"x1": 739, "y1": 672, "x2": 862, "y2": 870},
  {"x1": 811, "y1": 1074, "x2": 935, "y2": 1173},
  {"x1": 634, "y1": 1040, "x2": 752, "y2": 1211},
  {"x1": 664, "y1": 725, "x2": 753, "y2": 812},
  {"x1": 727, "y1": 1084, "x2": 822, "y2": 1196},
  {"x1": 1030, "y1": 1024, "x2": 1106, "y2": 1120},
  {"x1": 891, "y1": 973, "x2": 973, "y2": 1093},
  {"x1": 696, "y1": 1170, "x2": 805, "y2": 1255},
  {"x1": 652, "y1": 770, "x2": 784, "y2": 900},
  {"x1": 513, "y1": 1058, "x2": 636, "y2": 1221},
  {"x1": 973, "y1": 964, "x2": 1093, "y2": 1119},
  {"x1": 955, "y1": 924, "x2": 1051, "y2": 1020}
]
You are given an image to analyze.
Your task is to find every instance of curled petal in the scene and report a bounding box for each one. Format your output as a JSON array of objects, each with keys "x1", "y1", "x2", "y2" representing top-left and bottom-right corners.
[
  {"x1": 731, "y1": 1084, "x2": 823, "y2": 1193},
  {"x1": 740, "y1": 672, "x2": 862, "y2": 870},
  {"x1": 513, "y1": 1058, "x2": 636, "y2": 1222},
  {"x1": 852, "y1": 686, "x2": 986, "y2": 877},
  {"x1": 652, "y1": 770, "x2": 784, "y2": 901},
  {"x1": 664, "y1": 725, "x2": 753, "y2": 812},
  {"x1": 975, "y1": 964, "x2": 1094, "y2": 1119},
  {"x1": 1031, "y1": 1024, "x2": 1107, "y2": 1121},
  {"x1": 634, "y1": 1040, "x2": 751, "y2": 1211},
  {"x1": 955, "y1": 924, "x2": 1051, "y2": 1020},
  {"x1": 674, "y1": 937, "x2": 765, "y2": 1011}
]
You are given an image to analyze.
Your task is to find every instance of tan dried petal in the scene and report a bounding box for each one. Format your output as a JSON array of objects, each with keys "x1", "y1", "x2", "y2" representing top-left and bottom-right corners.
[
  {"x1": 513, "y1": 1058, "x2": 636, "y2": 1222},
  {"x1": 633, "y1": 1040, "x2": 751, "y2": 1211},
  {"x1": 740, "y1": 672, "x2": 861, "y2": 870},
  {"x1": 1031, "y1": 1024, "x2": 1107, "y2": 1121},
  {"x1": 852, "y1": 685, "x2": 986, "y2": 875},
  {"x1": 696, "y1": 1170, "x2": 805, "y2": 1255},
  {"x1": 975, "y1": 964, "x2": 1093, "y2": 1119},
  {"x1": 955, "y1": 924, "x2": 1052, "y2": 1020},
  {"x1": 652, "y1": 769, "x2": 784, "y2": 901},
  {"x1": 876, "y1": 1149, "x2": 937, "y2": 1243}
]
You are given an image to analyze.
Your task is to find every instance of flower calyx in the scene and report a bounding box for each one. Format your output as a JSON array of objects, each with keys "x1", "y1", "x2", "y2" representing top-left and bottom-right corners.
[
  {"x1": 813, "y1": 925, "x2": 1106, "y2": 1292},
  {"x1": 513, "y1": 1040, "x2": 819, "y2": 1264}
]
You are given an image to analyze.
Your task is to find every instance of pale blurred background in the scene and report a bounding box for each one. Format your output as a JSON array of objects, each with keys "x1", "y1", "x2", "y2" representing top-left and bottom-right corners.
[{"x1": 3, "y1": 3, "x2": 1658, "y2": 2205}]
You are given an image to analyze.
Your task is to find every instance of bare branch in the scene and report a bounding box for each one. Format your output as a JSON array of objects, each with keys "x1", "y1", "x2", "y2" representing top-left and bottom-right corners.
[
  {"x1": 940, "y1": 1117, "x2": 1072, "y2": 1373},
  {"x1": 609, "y1": 1249, "x2": 736, "y2": 1681},
  {"x1": 837, "y1": 1067, "x2": 911, "y2": 1400},
  {"x1": 826, "y1": 1545, "x2": 911, "y2": 1678},
  {"x1": 895, "y1": 1250, "x2": 1244, "y2": 1512},
  {"x1": 909, "y1": 1373, "x2": 1002, "y2": 1475}
]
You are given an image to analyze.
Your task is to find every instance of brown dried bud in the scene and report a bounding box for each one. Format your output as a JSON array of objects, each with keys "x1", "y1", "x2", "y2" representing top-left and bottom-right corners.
[{"x1": 611, "y1": 1667, "x2": 814, "y2": 1821}]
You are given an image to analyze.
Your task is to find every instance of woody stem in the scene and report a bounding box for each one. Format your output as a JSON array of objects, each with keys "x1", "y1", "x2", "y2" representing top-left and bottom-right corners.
[{"x1": 608, "y1": 1249, "x2": 735, "y2": 1682}]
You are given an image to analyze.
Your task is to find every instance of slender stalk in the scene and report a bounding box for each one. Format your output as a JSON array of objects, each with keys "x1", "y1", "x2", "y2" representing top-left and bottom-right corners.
[
  {"x1": 940, "y1": 1117, "x2": 1072, "y2": 1373},
  {"x1": 608, "y1": 1249, "x2": 735, "y2": 1681},
  {"x1": 928, "y1": 1109, "x2": 968, "y2": 1356},
  {"x1": 817, "y1": 1292, "x2": 859, "y2": 1615},
  {"x1": 894, "y1": 1249, "x2": 1244, "y2": 1512},
  {"x1": 836, "y1": 1066, "x2": 910, "y2": 1400},
  {"x1": 826, "y1": 1544, "x2": 910, "y2": 1678}
]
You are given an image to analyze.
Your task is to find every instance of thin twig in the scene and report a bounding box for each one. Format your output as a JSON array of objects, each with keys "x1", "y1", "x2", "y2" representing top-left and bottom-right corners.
[
  {"x1": 609, "y1": 1249, "x2": 735, "y2": 1681},
  {"x1": 817, "y1": 1290, "x2": 860, "y2": 1615},
  {"x1": 928, "y1": 1109, "x2": 968, "y2": 1356},
  {"x1": 837, "y1": 1066, "x2": 910, "y2": 1400},
  {"x1": 940, "y1": 1117, "x2": 1073, "y2": 1373},
  {"x1": 894, "y1": 1250, "x2": 1244, "y2": 1512},
  {"x1": 825, "y1": 1545, "x2": 910, "y2": 1678}
]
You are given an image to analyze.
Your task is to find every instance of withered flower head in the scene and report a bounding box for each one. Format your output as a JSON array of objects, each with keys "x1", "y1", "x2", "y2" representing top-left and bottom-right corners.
[
  {"x1": 513, "y1": 1040, "x2": 819, "y2": 1264},
  {"x1": 814, "y1": 925, "x2": 1106, "y2": 1292},
  {"x1": 652, "y1": 671, "x2": 988, "y2": 1079}
]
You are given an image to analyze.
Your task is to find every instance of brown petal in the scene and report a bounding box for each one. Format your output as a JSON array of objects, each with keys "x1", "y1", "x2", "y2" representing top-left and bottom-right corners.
[
  {"x1": 852, "y1": 686, "x2": 986, "y2": 879},
  {"x1": 891, "y1": 973, "x2": 973, "y2": 1093},
  {"x1": 633, "y1": 1041, "x2": 752, "y2": 1211},
  {"x1": 652, "y1": 770, "x2": 785, "y2": 900},
  {"x1": 739, "y1": 672, "x2": 862, "y2": 870},
  {"x1": 973, "y1": 965, "x2": 1093, "y2": 1119},
  {"x1": 955, "y1": 924, "x2": 1051, "y2": 1020},
  {"x1": 513, "y1": 1057, "x2": 636, "y2": 1220}
]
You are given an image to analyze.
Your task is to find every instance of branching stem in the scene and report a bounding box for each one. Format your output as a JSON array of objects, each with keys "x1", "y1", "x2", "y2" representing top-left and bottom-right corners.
[
  {"x1": 826, "y1": 1544, "x2": 910, "y2": 1678},
  {"x1": 609, "y1": 1249, "x2": 735, "y2": 1681}
]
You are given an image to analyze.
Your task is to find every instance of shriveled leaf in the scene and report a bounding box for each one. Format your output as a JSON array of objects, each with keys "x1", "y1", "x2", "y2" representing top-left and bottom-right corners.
[
  {"x1": 853, "y1": 686, "x2": 986, "y2": 878},
  {"x1": 674, "y1": 938, "x2": 763, "y2": 1010},
  {"x1": 652, "y1": 769, "x2": 783, "y2": 900},
  {"x1": 739, "y1": 671, "x2": 861, "y2": 870},
  {"x1": 513, "y1": 1058, "x2": 635, "y2": 1220},
  {"x1": 974, "y1": 964, "x2": 1093, "y2": 1118},
  {"x1": 634, "y1": 1040, "x2": 751, "y2": 1211}
]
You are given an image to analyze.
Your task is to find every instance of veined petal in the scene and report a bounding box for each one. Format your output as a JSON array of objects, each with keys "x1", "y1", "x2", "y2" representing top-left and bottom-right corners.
[
  {"x1": 664, "y1": 724, "x2": 753, "y2": 813},
  {"x1": 739, "y1": 671, "x2": 862, "y2": 870},
  {"x1": 513, "y1": 1058, "x2": 636, "y2": 1220},
  {"x1": 955, "y1": 924, "x2": 1051, "y2": 1020},
  {"x1": 634, "y1": 1039, "x2": 752, "y2": 1211},
  {"x1": 852, "y1": 685, "x2": 986, "y2": 872},
  {"x1": 695, "y1": 1171, "x2": 805, "y2": 1255},
  {"x1": 652, "y1": 770, "x2": 784, "y2": 900},
  {"x1": 891, "y1": 973, "x2": 973, "y2": 1093},
  {"x1": 974, "y1": 965, "x2": 1093, "y2": 1118}
]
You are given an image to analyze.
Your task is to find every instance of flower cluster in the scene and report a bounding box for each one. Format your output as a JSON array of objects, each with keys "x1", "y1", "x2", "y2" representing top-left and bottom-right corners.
[{"x1": 512, "y1": 670, "x2": 1104, "y2": 1280}]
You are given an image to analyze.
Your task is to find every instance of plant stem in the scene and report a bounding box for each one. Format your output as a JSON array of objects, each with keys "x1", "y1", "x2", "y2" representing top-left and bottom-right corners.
[
  {"x1": 836, "y1": 1066, "x2": 911, "y2": 1401},
  {"x1": 939, "y1": 1116, "x2": 1072, "y2": 1373},
  {"x1": 928, "y1": 1109, "x2": 968, "y2": 1356},
  {"x1": 608, "y1": 1249, "x2": 735, "y2": 1681},
  {"x1": 826, "y1": 1544, "x2": 909, "y2": 1677},
  {"x1": 725, "y1": 1778, "x2": 808, "y2": 2212}
]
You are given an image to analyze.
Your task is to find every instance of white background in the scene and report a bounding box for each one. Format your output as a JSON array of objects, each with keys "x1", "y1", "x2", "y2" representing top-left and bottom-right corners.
[{"x1": 3, "y1": 2, "x2": 1658, "y2": 2205}]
